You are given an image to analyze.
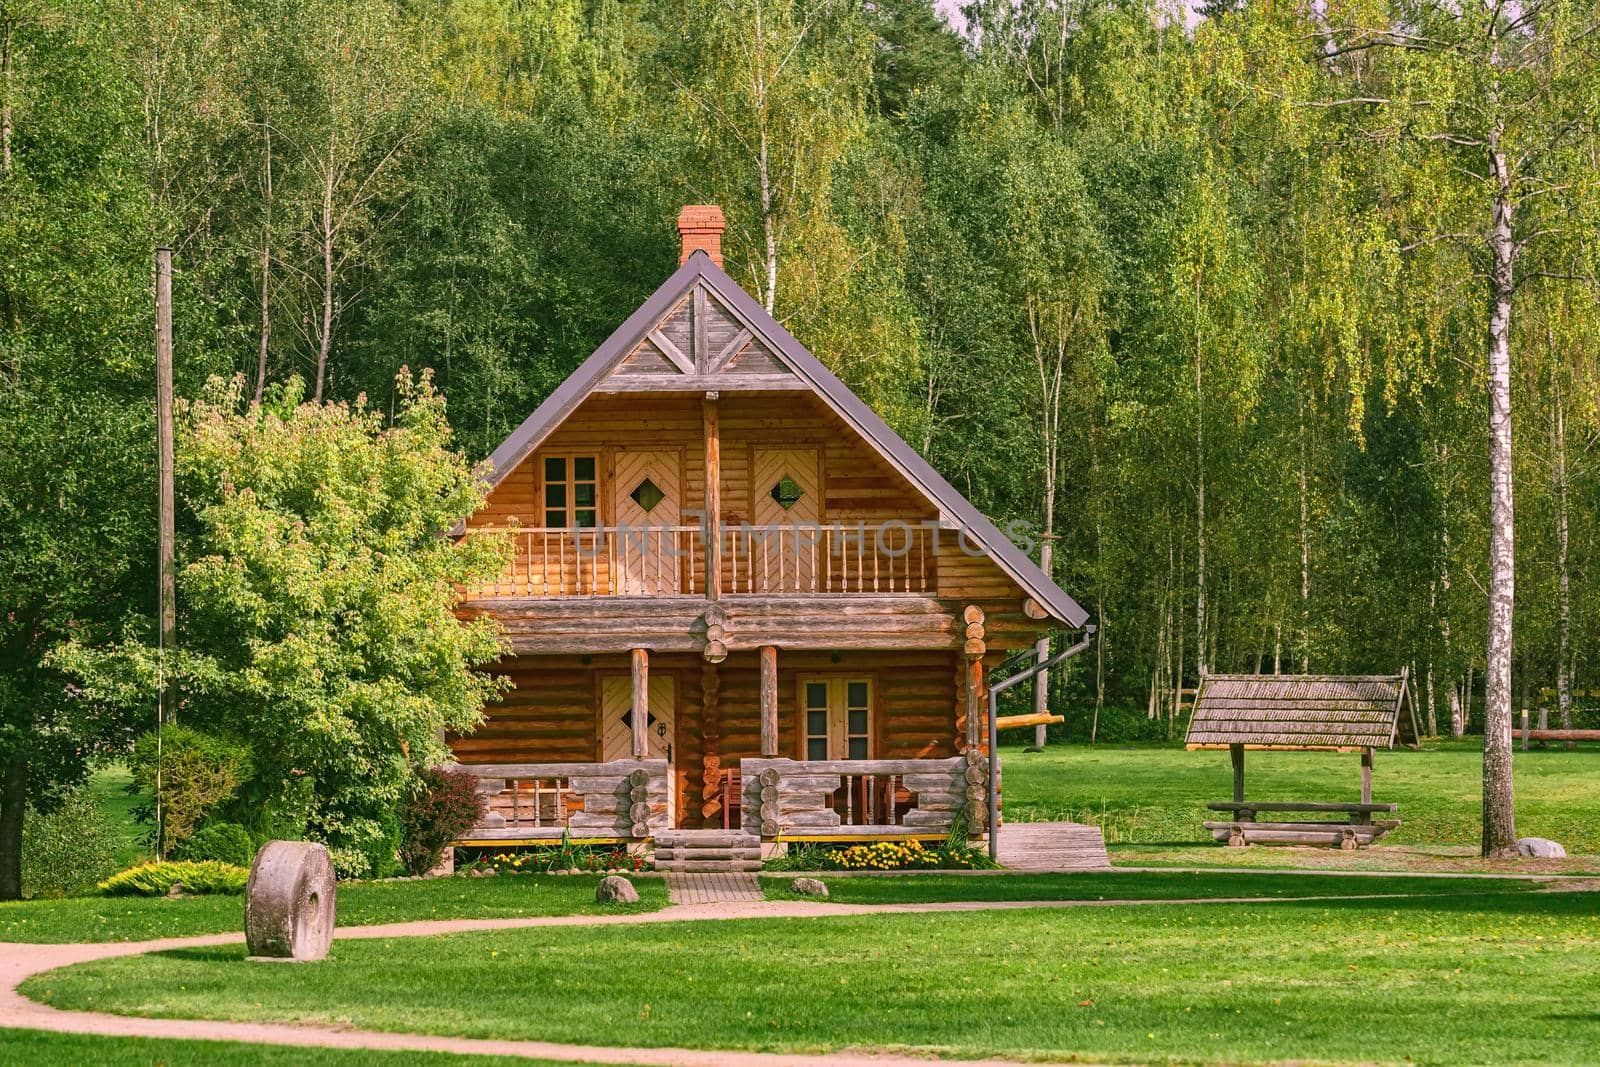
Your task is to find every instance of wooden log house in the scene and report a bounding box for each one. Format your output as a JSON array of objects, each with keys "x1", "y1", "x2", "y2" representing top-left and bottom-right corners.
[{"x1": 450, "y1": 207, "x2": 1088, "y2": 855}]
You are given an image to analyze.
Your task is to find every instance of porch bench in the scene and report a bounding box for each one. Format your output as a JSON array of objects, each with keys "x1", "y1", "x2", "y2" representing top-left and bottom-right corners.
[
  {"x1": 1205, "y1": 801, "x2": 1398, "y2": 823},
  {"x1": 1203, "y1": 818, "x2": 1401, "y2": 849}
]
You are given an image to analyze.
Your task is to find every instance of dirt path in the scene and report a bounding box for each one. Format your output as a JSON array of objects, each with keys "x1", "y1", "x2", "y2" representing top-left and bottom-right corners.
[{"x1": 0, "y1": 890, "x2": 1526, "y2": 1065}]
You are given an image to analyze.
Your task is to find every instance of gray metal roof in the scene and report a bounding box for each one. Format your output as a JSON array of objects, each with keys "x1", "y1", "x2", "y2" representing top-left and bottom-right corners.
[
  {"x1": 1186, "y1": 672, "x2": 1421, "y2": 750},
  {"x1": 478, "y1": 251, "x2": 1089, "y2": 627}
]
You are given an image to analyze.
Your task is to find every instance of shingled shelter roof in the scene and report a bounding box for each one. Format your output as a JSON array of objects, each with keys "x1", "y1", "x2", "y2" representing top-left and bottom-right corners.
[{"x1": 1185, "y1": 672, "x2": 1420, "y2": 751}]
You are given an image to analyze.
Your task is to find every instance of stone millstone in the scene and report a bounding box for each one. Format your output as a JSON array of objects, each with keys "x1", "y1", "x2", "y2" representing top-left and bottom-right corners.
[
  {"x1": 595, "y1": 875, "x2": 639, "y2": 903},
  {"x1": 1516, "y1": 837, "x2": 1567, "y2": 859},
  {"x1": 245, "y1": 840, "x2": 337, "y2": 961},
  {"x1": 789, "y1": 877, "x2": 828, "y2": 898}
]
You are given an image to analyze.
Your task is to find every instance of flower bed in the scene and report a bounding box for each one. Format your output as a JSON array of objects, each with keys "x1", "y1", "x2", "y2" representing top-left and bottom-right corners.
[
  {"x1": 768, "y1": 840, "x2": 999, "y2": 872},
  {"x1": 458, "y1": 844, "x2": 648, "y2": 876}
]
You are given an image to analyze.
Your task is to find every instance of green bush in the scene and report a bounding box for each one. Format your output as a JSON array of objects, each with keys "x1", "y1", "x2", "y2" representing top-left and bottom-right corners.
[
  {"x1": 98, "y1": 860, "x2": 249, "y2": 896},
  {"x1": 176, "y1": 822, "x2": 257, "y2": 867},
  {"x1": 129, "y1": 726, "x2": 253, "y2": 850},
  {"x1": 22, "y1": 789, "x2": 125, "y2": 898},
  {"x1": 398, "y1": 767, "x2": 484, "y2": 875}
]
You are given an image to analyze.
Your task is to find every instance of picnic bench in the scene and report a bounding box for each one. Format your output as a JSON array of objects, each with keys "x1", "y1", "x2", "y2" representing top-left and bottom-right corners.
[{"x1": 1186, "y1": 670, "x2": 1420, "y2": 850}]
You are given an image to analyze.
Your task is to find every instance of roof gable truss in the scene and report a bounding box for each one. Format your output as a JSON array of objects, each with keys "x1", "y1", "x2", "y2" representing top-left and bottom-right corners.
[{"x1": 601, "y1": 283, "x2": 797, "y2": 393}]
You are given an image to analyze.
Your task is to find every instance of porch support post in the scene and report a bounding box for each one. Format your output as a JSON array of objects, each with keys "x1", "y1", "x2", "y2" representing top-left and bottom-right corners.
[
  {"x1": 631, "y1": 647, "x2": 649, "y2": 759},
  {"x1": 702, "y1": 392, "x2": 722, "y2": 602},
  {"x1": 1230, "y1": 744, "x2": 1245, "y2": 804},
  {"x1": 1360, "y1": 747, "x2": 1373, "y2": 805},
  {"x1": 759, "y1": 644, "x2": 779, "y2": 757},
  {"x1": 963, "y1": 606, "x2": 986, "y2": 750}
]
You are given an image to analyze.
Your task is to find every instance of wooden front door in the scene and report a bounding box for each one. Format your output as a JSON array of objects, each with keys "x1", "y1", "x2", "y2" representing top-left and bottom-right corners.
[
  {"x1": 751, "y1": 448, "x2": 820, "y2": 592},
  {"x1": 600, "y1": 675, "x2": 677, "y2": 762},
  {"x1": 800, "y1": 678, "x2": 873, "y2": 760},
  {"x1": 613, "y1": 449, "x2": 681, "y2": 595}
]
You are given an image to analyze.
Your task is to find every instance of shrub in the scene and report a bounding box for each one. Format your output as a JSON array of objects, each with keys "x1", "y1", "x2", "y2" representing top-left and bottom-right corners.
[
  {"x1": 22, "y1": 788, "x2": 125, "y2": 898},
  {"x1": 398, "y1": 767, "x2": 485, "y2": 875},
  {"x1": 98, "y1": 860, "x2": 249, "y2": 896},
  {"x1": 176, "y1": 822, "x2": 257, "y2": 867},
  {"x1": 129, "y1": 725, "x2": 253, "y2": 850}
]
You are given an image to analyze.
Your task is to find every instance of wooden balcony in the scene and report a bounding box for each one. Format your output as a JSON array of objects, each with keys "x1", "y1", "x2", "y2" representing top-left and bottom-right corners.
[
  {"x1": 738, "y1": 755, "x2": 989, "y2": 840},
  {"x1": 462, "y1": 522, "x2": 936, "y2": 600}
]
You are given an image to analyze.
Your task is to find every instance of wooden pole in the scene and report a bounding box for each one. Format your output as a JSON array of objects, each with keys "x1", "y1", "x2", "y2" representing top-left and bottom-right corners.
[
  {"x1": 155, "y1": 247, "x2": 176, "y2": 725},
  {"x1": 1360, "y1": 747, "x2": 1373, "y2": 805},
  {"x1": 703, "y1": 392, "x2": 721, "y2": 601},
  {"x1": 630, "y1": 648, "x2": 649, "y2": 759},
  {"x1": 759, "y1": 645, "x2": 778, "y2": 756},
  {"x1": 1230, "y1": 744, "x2": 1245, "y2": 805},
  {"x1": 966, "y1": 655, "x2": 985, "y2": 750}
]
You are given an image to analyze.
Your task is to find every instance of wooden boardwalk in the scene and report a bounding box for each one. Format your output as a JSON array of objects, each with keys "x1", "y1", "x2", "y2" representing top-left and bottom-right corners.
[
  {"x1": 664, "y1": 871, "x2": 764, "y2": 905},
  {"x1": 995, "y1": 821, "x2": 1110, "y2": 872}
]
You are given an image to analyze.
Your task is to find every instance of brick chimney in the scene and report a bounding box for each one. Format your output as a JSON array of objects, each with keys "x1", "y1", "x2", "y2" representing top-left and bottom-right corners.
[{"x1": 677, "y1": 205, "x2": 726, "y2": 267}]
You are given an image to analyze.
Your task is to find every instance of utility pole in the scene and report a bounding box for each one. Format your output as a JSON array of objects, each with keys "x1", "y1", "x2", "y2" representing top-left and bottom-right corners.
[{"x1": 155, "y1": 247, "x2": 176, "y2": 724}]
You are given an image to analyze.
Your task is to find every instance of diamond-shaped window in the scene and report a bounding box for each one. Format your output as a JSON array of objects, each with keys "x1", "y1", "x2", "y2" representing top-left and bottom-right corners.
[
  {"x1": 619, "y1": 709, "x2": 657, "y2": 730},
  {"x1": 770, "y1": 475, "x2": 805, "y2": 510},
  {"x1": 630, "y1": 477, "x2": 666, "y2": 513}
]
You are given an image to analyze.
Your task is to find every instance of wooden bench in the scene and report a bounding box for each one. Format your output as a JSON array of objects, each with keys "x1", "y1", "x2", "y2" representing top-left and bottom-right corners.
[{"x1": 1203, "y1": 800, "x2": 1401, "y2": 849}]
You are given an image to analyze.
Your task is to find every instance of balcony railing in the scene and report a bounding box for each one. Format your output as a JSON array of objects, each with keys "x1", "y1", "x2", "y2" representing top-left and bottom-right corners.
[{"x1": 462, "y1": 521, "x2": 936, "y2": 599}]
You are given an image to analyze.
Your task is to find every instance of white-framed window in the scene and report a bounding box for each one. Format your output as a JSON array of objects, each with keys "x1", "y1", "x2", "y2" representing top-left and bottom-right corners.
[{"x1": 802, "y1": 678, "x2": 872, "y2": 761}]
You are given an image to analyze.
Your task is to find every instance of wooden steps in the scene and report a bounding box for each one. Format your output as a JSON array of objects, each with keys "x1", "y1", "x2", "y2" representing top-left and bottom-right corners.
[{"x1": 653, "y1": 829, "x2": 762, "y2": 873}]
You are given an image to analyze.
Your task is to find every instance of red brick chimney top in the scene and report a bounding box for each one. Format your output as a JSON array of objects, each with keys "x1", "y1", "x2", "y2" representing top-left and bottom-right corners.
[{"x1": 677, "y1": 205, "x2": 726, "y2": 267}]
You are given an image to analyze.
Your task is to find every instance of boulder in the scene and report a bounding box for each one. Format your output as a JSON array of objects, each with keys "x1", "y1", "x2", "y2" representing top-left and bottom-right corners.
[
  {"x1": 245, "y1": 841, "x2": 337, "y2": 961},
  {"x1": 1516, "y1": 837, "x2": 1567, "y2": 859},
  {"x1": 596, "y1": 875, "x2": 639, "y2": 903},
  {"x1": 790, "y1": 877, "x2": 829, "y2": 898}
]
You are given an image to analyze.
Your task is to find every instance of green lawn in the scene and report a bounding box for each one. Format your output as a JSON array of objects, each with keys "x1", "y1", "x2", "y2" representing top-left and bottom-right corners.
[
  {"x1": 0, "y1": 1029, "x2": 592, "y2": 1066},
  {"x1": 764, "y1": 869, "x2": 1558, "y2": 906},
  {"x1": 0, "y1": 874, "x2": 667, "y2": 943},
  {"x1": 24, "y1": 886, "x2": 1600, "y2": 1065},
  {"x1": 87, "y1": 764, "x2": 150, "y2": 871},
  {"x1": 999, "y1": 739, "x2": 1600, "y2": 855}
]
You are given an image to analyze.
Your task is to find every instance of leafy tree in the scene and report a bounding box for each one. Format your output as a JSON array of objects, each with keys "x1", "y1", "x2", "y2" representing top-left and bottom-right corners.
[{"x1": 58, "y1": 371, "x2": 510, "y2": 877}]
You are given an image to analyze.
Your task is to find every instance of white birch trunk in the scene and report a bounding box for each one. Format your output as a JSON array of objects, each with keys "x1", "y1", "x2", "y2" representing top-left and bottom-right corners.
[{"x1": 1480, "y1": 110, "x2": 1517, "y2": 856}]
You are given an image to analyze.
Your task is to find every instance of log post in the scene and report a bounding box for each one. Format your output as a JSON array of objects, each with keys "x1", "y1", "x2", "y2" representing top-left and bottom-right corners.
[
  {"x1": 759, "y1": 644, "x2": 778, "y2": 757},
  {"x1": 1230, "y1": 744, "x2": 1245, "y2": 807},
  {"x1": 700, "y1": 663, "x2": 722, "y2": 824},
  {"x1": 963, "y1": 606, "x2": 986, "y2": 751},
  {"x1": 1360, "y1": 747, "x2": 1373, "y2": 805},
  {"x1": 631, "y1": 648, "x2": 649, "y2": 759},
  {"x1": 702, "y1": 392, "x2": 721, "y2": 601}
]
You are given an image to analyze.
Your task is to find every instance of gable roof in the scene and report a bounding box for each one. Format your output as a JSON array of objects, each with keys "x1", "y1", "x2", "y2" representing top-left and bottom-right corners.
[
  {"x1": 481, "y1": 251, "x2": 1088, "y2": 627},
  {"x1": 1185, "y1": 672, "x2": 1421, "y2": 751}
]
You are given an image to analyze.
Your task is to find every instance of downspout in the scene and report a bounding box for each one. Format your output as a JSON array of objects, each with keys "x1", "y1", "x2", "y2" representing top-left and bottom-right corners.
[{"x1": 987, "y1": 624, "x2": 1097, "y2": 861}]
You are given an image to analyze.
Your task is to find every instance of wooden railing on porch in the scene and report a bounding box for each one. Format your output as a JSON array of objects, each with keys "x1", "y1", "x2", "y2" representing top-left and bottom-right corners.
[
  {"x1": 457, "y1": 759, "x2": 670, "y2": 841},
  {"x1": 738, "y1": 755, "x2": 988, "y2": 839},
  {"x1": 461, "y1": 521, "x2": 937, "y2": 599}
]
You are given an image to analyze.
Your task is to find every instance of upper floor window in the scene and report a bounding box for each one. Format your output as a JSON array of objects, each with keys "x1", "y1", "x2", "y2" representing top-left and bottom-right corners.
[{"x1": 544, "y1": 455, "x2": 597, "y2": 528}]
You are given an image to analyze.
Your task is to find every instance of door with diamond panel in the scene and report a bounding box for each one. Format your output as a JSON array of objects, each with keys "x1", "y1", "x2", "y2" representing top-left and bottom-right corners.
[
  {"x1": 751, "y1": 448, "x2": 820, "y2": 593},
  {"x1": 613, "y1": 450, "x2": 681, "y2": 595}
]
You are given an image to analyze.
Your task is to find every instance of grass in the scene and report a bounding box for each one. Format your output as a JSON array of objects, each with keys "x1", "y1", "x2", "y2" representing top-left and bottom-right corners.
[
  {"x1": 24, "y1": 886, "x2": 1600, "y2": 1065},
  {"x1": 0, "y1": 873, "x2": 667, "y2": 944},
  {"x1": 999, "y1": 738, "x2": 1600, "y2": 856},
  {"x1": 87, "y1": 764, "x2": 149, "y2": 871},
  {"x1": 0, "y1": 1029, "x2": 593, "y2": 1066},
  {"x1": 762, "y1": 869, "x2": 1562, "y2": 906}
]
